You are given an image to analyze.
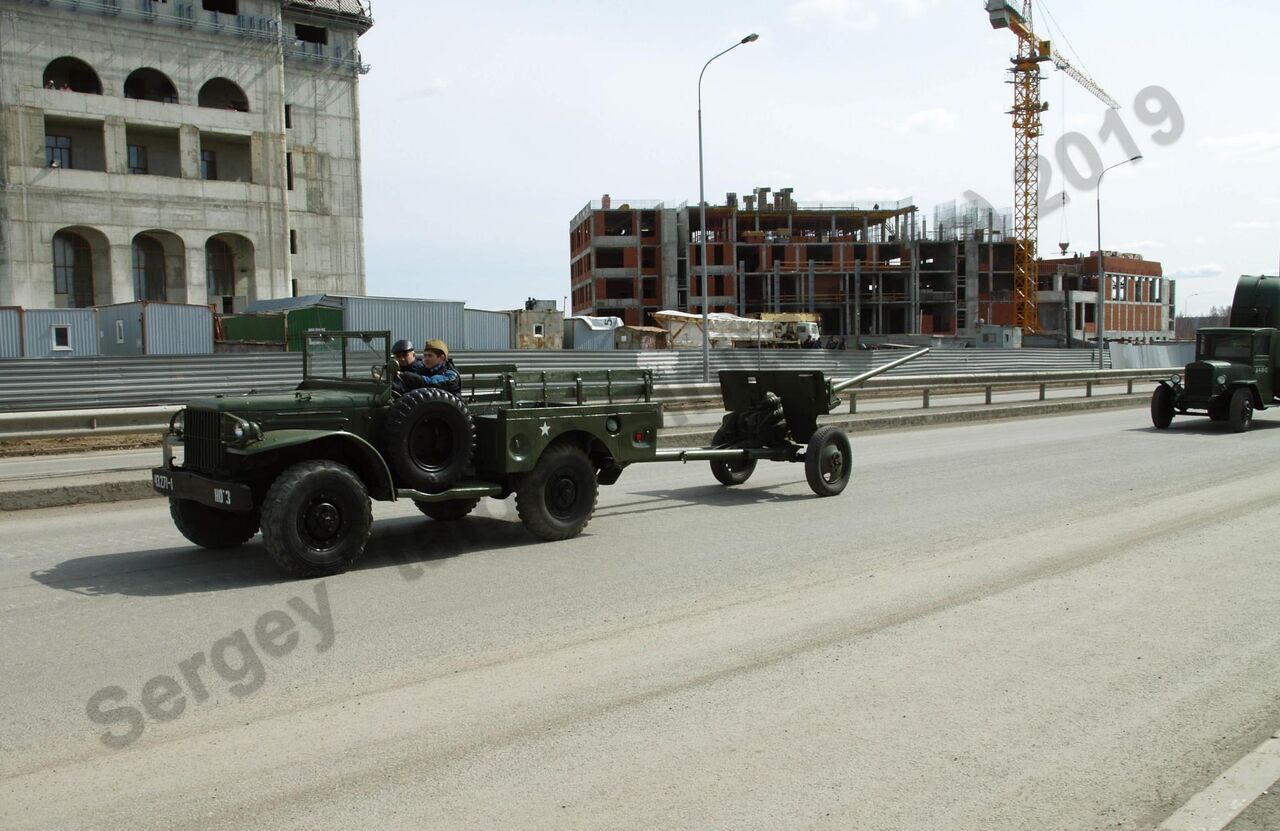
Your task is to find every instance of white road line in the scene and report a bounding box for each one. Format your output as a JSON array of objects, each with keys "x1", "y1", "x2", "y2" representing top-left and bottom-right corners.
[{"x1": 1159, "y1": 733, "x2": 1280, "y2": 831}]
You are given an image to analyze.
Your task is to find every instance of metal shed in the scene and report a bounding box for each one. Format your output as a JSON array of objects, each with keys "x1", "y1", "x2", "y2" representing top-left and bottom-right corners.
[
  {"x1": 23, "y1": 308, "x2": 98, "y2": 358},
  {"x1": 464, "y1": 309, "x2": 513, "y2": 349},
  {"x1": 245, "y1": 294, "x2": 466, "y2": 350},
  {"x1": 97, "y1": 302, "x2": 214, "y2": 356},
  {"x1": 565, "y1": 316, "x2": 621, "y2": 350},
  {"x1": 0, "y1": 307, "x2": 22, "y2": 358}
]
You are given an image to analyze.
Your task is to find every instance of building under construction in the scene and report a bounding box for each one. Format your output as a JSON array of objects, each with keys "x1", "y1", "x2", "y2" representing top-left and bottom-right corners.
[{"x1": 569, "y1": 187, "x2": 1174, "y2": 345}]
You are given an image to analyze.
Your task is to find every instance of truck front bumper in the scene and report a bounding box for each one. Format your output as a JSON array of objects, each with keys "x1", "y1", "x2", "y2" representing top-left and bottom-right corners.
[{"x1": 150, "y1": 467, "x2": 254, "y2": 512}]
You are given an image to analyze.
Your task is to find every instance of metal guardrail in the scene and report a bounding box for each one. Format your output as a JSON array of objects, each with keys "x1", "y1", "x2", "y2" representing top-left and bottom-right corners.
[{"x1": 0, "y1": 368, "x2": 1173, "y2": 442}]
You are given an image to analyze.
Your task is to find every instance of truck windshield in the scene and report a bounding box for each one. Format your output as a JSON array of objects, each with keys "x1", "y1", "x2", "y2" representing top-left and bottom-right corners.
[
  {"x1": 303, "y1": 332, "x2": 389, "y2": 382},
  {"x1": 1198, "y1": 333, "x2": 1252, "y2": 363}
]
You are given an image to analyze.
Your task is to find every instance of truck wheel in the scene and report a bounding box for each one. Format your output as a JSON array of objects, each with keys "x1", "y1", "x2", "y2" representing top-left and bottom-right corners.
[
  {"x1": 170, "y1": 498, "x2": 260, "y2": 549},
  {"x1": 261, "y1": 460, "x2": 372, "y2": 577},
  {"x1": 805, "y1": 425, "x2": 852, "y2": 497},
  {"x1": 383, "y1": 387, "x2": 475, "y2": 493},
  {"x1": 1229, "y1": 388, "x2": 1253, "y2": 433},
  {"x1": 516, "y1": 444, "x2": 597, "y2": 541},
  {"x1": 709, "y1": 425, "x2": 756, "y2": 486},
  {"x1": 1150, "y1": 385, "x2": 1174, "y2": 429},
  {"x1": 415, "y1": 498, "x2": 480, "y2": 521}
]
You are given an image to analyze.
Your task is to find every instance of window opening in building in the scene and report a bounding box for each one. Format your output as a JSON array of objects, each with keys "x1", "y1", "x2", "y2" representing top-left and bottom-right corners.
[
  {"x1": 197, "y1": 78, "x2": 249, "y2": 112},
  {"x1": 533, "y1": 324, "x2": 545, "y2": 338},
  {"x1": 206, "y1": 238, "x2": 235, "y2": 303},
  {"x1": 124, "y1": 69, "x2": 179, "y2": 103},
  {"x1": 43, "y1": 58, "x2": 103, "y2": 94},
  {"x1": 132, "y1": 236, "x2": 167, "y2": 301},
  {"x1": 52, "y1": 231, "x2": 94, "y2": 308},
  {"x1": 53, "y1": 325, "x2": 71, "y2": 350},
  {"x1": 286, "y1": 152, "x2": 294, "y2": 190},
  {"x1": 202, "y1": 0, "x2": 237, "y2": 13},
  {"x1": 284, "y1": 104, "x2": 292, "y2": 128},
  {"x1": 295, "y1": 24, "x2": 328, "y2": 45},
  {"x1": 291, "y1": 278, "x2": 299, "y2": 298},
  {"x1": 45, "y1": 135, "x2": 71, "y2": 168},
  {"x1": 201, "y1": 149, "x2": 218, "y2": 181},
  {"x1": 641, "y1": 247, "x2": 656, "y2": 269},
  {"x1": 289, "y1": 230, "x2": 298, "y2": 254},
  {"x1": 128, "y1": 144, "x2": 149, "y2": 174}
]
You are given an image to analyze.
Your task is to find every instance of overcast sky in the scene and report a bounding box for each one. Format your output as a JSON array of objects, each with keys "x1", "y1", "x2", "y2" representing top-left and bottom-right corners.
[{"x1": 356, "y1": 0, "x2": 1280, "y2": 316}]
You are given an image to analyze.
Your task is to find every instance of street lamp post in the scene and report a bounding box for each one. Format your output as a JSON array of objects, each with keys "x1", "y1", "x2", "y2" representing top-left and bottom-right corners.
[
  {"x1": 1095, "y1": 154, "x2": 1142, "y2": 369},
  {"x1": 698, "y1": 32, "x2": 758, "y2": 382}
]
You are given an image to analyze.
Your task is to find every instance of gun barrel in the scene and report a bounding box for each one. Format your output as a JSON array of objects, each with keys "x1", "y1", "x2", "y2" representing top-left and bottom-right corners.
[{"x1": 830, "y1": 347, "x2": 930, "y2": 394}]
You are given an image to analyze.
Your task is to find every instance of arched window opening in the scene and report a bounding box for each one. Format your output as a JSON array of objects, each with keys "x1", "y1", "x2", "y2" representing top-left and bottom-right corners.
[
  {"x1": 43, "y1": 58, "x2": 102, "y2": 95},
  {"x1": 198, "y1": 78, "x2": 249, "y2": 112},
  {"x1": 124, "y1": 68, "x2": 178, "y2": 104},
  {"x1": 132, "y1": 236, "x2": 167, "y2": 301},
  {"x1": 52, "y1": 231, "x2": 94, "y2": 308}
]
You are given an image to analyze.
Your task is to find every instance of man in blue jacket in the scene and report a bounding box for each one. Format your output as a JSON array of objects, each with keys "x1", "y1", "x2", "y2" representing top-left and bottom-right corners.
[{"x1": 417, "y1": 339, "x2": 462, "y2": 395}]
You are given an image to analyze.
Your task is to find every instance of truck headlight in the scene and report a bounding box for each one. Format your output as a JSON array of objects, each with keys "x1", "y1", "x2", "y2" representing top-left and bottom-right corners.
[
  {"x1": 1169, "y1": 373, "x2": 1181, "y2": 385},
  {"x1": 1216, "y1": 374, "x2": 1227, "y2": 386},
  {"x1": 232, "y1": 423, "x2": 245, "y2": 441}
]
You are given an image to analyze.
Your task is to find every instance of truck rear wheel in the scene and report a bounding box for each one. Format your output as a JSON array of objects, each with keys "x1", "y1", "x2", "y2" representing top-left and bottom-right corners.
[
  {"x1": 415, "y1": 498, "x2": 480, "y2": 521},
  {"x1": 261, "y1": 460, "x2": 372, "y2": 577},
  {"x1": 805, "y1": 425, "x2": 852, "y2": 497},
  {"x1": 1150, "y1": 385, "x2": 1174, "y2": 429},
  {"x1": 516, "y1": 444, "x2": 597, "y2": 541},
  {"x1": 709, "y1": 425, "x2": 756, "y2": 486},
  {"x1": 1229, "y1": 388, "x2": 1253, "y2": 433},
  {"x1": 170, "y1": 498, "x2": 260, "y2": 549},
  {"x1": 383, "y1": 387, "x2": 475, "y2": 493}
]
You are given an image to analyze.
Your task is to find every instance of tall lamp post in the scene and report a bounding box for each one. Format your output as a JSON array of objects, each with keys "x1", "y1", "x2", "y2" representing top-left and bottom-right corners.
[
  {"x1": 698, "y1": 32, "x2": 758, "y2": 382},
  {"x1": 1095, "y1": 153, "x2": 1142, "y2": 369}
]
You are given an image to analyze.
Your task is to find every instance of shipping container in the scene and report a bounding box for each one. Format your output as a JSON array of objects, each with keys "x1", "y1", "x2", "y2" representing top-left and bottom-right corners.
[
  {"x1": 284, "y1": 306, "x2": 343, "y2": 351},
  {"x1": 220, "y1": 312, "x2": 287, "y2": 345},
  {"x1": 0, "y1": 307, "x2": 22, "y2": 358},
  {"x1": 464, "y1": 308, "x2": 513, "y2": 350},
  {"x1": 23, "y1": 308, "x2": 98, "y2": 358},
  {"x1": 97, "y1": 302, "x2": 214, "y2": 355}
]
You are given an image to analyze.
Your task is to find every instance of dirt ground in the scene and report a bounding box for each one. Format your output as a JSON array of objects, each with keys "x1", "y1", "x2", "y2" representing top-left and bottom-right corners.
[{"x1": 0, "y1": 433, "x2": 163, "y2": 458}]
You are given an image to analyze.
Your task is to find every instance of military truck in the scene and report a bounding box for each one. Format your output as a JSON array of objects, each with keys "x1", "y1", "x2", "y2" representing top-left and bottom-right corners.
[
  {"x1": 1151, "y1": 275, "x2": 1280, "y2": 432},
  {"x1": 153, "y1": 331, "x2": 862, "y2": 577}
]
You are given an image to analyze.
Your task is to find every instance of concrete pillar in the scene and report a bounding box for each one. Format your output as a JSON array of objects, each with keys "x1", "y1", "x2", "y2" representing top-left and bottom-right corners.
[
  {"x1": 109, "y1": 243, "x2": 134, "y2": 303},
  {"x1": 183, "y1": 242, "x2": 207, "y2": 305},
  {"x1": 104, "y1": 117, "x2": 127, "y2": 175},
  {"x1": 178, "y1": 125, "x2": 200, "y2": 179}
]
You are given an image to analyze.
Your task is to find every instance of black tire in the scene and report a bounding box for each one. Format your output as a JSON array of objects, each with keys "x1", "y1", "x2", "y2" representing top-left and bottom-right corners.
[
  {"x1": 261, "y1": 460, "x2": 372, "y2": 577},
  {"x1": 805, "y1": 425, "x2": 852, "y2": 497},
  {"x1": 1228, "y1": 387, "x2": 1253, "y2": 433},
  {"x1": 415, "y1": 498, "x2": 480, "y2": 521},
  {"x1": 709, "y1": 425, "x2": 756, "y2": 486},
  {"x1": 1150, "y1": 385, "x2": 1174, "y2": 430},
  {"x1": 169, "y1": 498, "x2": 260, "y2": 549},
  {"x1": 1208, "y1": 405, "x2": 1227, "y2": 422},
  {"x1": 515, "y1": 444, "x2": 597, "y2": 541},
  {"x1": 383, "y1": 387, "x2": 475, "y2": 493}
]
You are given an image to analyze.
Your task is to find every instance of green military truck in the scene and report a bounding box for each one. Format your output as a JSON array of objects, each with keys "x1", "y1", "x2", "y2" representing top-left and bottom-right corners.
[
  {"x1": 1151, "y1": 275, "x2": 1280, "y2": 432},
  {"x1": 153, "y1": 331, "x2": 859, "y2": 577}
]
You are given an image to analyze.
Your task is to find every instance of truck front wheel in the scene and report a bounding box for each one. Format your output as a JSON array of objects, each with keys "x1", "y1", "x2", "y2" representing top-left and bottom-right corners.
[
  {"x1": 1150, "y1": 385, "x2": 1175, "y2": 430},
  {"x1": 170, "y1": 498, "x2": 260, "y2": 549},
  {"x1": 515, "y1": 444, "x2": 597, "y2": 541},
  {"x1": 1229, "y1": 388, "x2": 1253, "y2": 433},
  {"x1": 261, "y1": 460, "x2": 372, "y2": 577}
]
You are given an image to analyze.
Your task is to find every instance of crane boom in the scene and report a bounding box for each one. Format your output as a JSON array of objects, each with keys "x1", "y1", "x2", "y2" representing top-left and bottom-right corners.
[{"x1": 985, "y1": 0, "x2": 1120, "y2": 334}]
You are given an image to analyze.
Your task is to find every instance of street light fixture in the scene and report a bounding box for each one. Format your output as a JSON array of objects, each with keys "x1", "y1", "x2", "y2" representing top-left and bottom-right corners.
[
  {"x1": 698, "y1": 32, "x2": 759, "y2": 382},
  {"x1": 1095, "y1": 153, "x2": 1142, "y2": 369}
]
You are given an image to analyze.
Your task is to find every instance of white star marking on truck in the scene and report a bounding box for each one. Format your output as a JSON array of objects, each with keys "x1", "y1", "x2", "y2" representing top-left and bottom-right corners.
[{"x1": 539, "y1": 421, "x2": 551, "y2": 436}]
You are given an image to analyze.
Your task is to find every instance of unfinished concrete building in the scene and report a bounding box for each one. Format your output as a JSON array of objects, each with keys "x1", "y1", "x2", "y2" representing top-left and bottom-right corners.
[
  {"x1": 569, "y1": 189, "x2": 1175, "y2": 344},
  {"x1": 0, "y1": 0, "x2": 373, "y2": 312}
]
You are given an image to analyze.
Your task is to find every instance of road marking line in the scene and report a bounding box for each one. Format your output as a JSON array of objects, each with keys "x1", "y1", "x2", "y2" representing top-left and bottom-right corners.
[{"x1": 1159, "y1": 733, "x2": 1280, "y2": 831}]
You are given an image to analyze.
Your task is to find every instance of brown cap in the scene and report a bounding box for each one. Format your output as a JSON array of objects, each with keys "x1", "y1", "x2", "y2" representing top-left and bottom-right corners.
[{"x1": 423, "y1": 338, "x2": 448, "y2": 357}]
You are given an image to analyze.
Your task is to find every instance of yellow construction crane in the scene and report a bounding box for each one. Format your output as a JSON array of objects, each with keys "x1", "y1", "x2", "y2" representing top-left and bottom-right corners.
[{"x1": 986, "y1": 0, "x2": 1119, "y2": 334}]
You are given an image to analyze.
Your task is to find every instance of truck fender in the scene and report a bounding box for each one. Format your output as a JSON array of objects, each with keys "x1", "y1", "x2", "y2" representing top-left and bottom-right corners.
[{"x1": 231, "y1": 430, "x2": 396, "y2": 500}]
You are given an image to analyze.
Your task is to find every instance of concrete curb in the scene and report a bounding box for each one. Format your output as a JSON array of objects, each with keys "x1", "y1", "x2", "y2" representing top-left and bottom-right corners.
[{"x1": 0, "y1": 394, "x2": 1147, "y2": 513}]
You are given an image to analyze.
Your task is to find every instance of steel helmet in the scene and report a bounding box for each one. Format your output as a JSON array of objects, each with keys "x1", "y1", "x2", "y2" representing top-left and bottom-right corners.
[{"x1": 391, "y1": 339, "x2": 414, "y2": 354}]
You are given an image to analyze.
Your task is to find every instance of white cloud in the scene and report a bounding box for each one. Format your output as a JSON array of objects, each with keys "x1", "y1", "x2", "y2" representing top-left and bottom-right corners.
[
  {"x1": 1166, "y1": 264, "x2": 1225, "y2": 281},
  {"x1": 1232, "y1": 220, "x2": 1273, "y2": 230},
  {"x1": 786, "y1": 0, "x2": 878, "y2": 31},
  {"x1": 1113, "y1": 240, "x2": 1164, "y2": 250},
  {"x1": 894, "y1": 0, "x2": 940, "y2": 16}
]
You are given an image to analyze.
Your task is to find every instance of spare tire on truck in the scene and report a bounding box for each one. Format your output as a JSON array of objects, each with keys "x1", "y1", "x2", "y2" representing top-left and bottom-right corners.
[{"x1": 383, "y1": 387, "x2": 476, "y2": 493}]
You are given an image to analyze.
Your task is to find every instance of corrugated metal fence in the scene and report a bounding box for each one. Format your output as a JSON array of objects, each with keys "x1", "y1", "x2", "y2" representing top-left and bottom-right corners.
[{"x1": 0, "y1": 348, "x2": 1127, "y2": 413}]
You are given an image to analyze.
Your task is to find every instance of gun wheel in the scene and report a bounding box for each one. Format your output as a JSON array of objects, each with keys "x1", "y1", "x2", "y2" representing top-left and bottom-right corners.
[
  {"x1": 709, "y1": 425, "x2": 756, "y2": 486},
  {"x1": 804, "y1": 425, "x2": 852, "y2": 497},
  {"x1": 516, "y1": 444, "x2": 597, "y2": 541}
]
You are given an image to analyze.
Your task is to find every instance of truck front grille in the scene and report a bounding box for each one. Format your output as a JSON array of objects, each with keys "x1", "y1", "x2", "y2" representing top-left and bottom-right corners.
[
  {"x1": 1185, "y1": 363, "x2": 1213, "y2": 395},
  {"x1": 183, "y1": 408, "x2": 225, "y2": 471}
]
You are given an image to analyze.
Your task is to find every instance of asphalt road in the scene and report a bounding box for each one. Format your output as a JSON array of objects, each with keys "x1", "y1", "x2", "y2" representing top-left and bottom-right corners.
[{"x1": 1, "y1": 408, "x2": 1278, "y2": 830}]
